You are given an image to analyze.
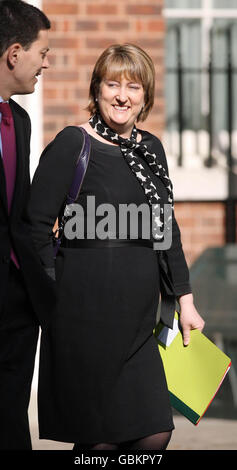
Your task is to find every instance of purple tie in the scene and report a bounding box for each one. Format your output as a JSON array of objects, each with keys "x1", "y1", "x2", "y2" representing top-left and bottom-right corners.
[{"x1": 0, "y1": 102, "x2": 19, "y2": 268}]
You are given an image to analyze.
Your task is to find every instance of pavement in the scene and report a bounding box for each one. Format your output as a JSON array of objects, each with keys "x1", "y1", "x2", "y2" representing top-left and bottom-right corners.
[{"x1": 29, "y1": 389, "x2": 237, "y2": 451}]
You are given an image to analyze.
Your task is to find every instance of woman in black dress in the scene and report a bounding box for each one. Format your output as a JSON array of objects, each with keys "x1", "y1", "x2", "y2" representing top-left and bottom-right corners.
[{"x1": 28, "y1": 44, "x2": 205, "y2": 450}]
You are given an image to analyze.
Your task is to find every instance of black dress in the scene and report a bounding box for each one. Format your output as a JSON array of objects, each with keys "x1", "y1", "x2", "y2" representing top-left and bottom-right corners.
[{"x1": 28, "y1": 127, "x2": 191, "y2": 444}]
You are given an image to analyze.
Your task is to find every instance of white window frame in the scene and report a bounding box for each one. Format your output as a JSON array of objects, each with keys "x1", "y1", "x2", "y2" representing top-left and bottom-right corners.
[{"x1": 164, "y1": 0, "x2": 237, "y2": 62}]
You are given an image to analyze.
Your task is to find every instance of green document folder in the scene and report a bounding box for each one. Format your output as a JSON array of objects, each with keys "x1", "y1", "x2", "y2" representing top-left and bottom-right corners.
[{"x1": 154, "y1": 313, "x2": 231, "y2": 425}]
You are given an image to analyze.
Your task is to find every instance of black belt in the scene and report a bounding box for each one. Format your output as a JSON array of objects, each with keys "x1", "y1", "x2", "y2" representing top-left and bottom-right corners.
[
  {"x1": 61, "y1": 238, "x2": 154, "y2": 249},
  {"x1": 60, "y1": 237, "x2": 176, "y2": 329}
]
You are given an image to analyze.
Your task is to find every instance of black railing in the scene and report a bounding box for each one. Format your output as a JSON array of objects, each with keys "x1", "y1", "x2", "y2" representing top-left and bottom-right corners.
[
  {"x1": 166, "y1": 24, "x2": 237, "y2": 169},
  {"x1": 166, "y1": 24, "x2": 237, "y2": 242}
]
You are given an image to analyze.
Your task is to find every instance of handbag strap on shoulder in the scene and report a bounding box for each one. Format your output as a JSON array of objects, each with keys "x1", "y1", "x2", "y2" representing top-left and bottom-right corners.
[
  {"x1": 53, "y1": 127, "x2": 91, "y2": 257},
  {"x1": 67, "y1": 126, "x2": 91, "y2": 204}
]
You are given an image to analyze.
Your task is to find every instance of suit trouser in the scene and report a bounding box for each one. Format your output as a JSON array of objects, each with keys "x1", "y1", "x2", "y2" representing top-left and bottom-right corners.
[{"x1": 0, "y1": 262, "x2": 39, "y2": 450}]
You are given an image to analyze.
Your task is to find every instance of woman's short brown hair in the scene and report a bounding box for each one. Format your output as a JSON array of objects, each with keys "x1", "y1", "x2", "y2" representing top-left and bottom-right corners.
[{"x1": 87, "y1": 43, "x2": 155, "y2": 122}]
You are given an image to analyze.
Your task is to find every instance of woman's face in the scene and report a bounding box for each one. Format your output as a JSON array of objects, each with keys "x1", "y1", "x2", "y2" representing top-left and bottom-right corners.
[{"x1": 97, "y1": 74, "x2": 145, "y2": 138}]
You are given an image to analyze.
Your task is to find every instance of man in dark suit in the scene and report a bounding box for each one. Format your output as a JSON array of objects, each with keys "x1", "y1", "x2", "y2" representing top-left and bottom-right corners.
[{"x1": 0, "y1": 0, "x2": 55, "y2": 450}]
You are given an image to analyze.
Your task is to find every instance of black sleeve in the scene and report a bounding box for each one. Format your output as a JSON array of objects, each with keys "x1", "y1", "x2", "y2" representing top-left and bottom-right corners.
[
  {"x1": 28, "y1": 126, "x2": 84, "y2": 269},
  {"x1": 152, "y1": 135, "x2": 192, "y2": 297}
]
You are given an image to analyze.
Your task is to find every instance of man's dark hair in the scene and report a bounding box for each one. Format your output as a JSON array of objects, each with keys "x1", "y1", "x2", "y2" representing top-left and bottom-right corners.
[{"x1": 0, "y1": 0, "x2": 50, "y2": 57}]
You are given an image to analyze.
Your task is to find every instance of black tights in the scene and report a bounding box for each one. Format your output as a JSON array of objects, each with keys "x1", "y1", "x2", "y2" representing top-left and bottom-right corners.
[{"x1": 74, "y1": 430, "x2": 172, "y2": 451}]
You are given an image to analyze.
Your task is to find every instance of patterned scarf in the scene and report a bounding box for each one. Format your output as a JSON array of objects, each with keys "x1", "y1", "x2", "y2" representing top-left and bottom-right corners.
[{"x1": 89, "y1": 112, "x2": 173, "y2": 240}]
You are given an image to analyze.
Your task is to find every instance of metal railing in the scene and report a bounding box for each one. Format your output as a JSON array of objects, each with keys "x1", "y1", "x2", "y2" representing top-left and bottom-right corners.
[
  {"x1": 166, "y1": 23, "x2": 237, "y2": 243},
  {"x1": 166, "y1": 24, "x2": 237, "y2": 169}
]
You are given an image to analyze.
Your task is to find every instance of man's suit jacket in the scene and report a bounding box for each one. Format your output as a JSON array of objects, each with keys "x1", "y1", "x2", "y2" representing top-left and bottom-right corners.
[{"x1": 0, "y1": 98, "x2": 56, "y2": 327}]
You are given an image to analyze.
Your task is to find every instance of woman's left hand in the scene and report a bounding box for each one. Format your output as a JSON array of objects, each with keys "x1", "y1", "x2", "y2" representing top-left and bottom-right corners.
[{"x1": 178, "y1": 293, "x2": 205, "y2": 346}]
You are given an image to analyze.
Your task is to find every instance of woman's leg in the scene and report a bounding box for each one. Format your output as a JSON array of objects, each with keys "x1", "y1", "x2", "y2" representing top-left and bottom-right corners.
[
  {"x1": 120, "y1": 431, "x2": 172, "y2": 451},
  {"x1": 73, "y1": 442, "x2": 118, "y2": 451},
  {"x1": 87, "y1": 443, "x2": 119, "y2": 450},
  {"x1": 73, "y1": 431, "x2": 172, "y2": 451}
]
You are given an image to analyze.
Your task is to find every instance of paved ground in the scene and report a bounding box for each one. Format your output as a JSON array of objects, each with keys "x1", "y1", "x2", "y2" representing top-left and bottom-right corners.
[
  {"x1": 29, "y1": 389, "x2": 237, "y2": 451},
  {"x1": 168, "y1": 416, "x2": 237, "y2": 450}
]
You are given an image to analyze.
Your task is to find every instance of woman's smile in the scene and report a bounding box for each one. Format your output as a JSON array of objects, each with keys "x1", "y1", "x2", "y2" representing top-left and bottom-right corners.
[
  {"x1": 112, "y1": 105, "x2": 130, "y2": 112},
  {"x1": 98, "y1": 76, "x2": 145, "y2": 138}
]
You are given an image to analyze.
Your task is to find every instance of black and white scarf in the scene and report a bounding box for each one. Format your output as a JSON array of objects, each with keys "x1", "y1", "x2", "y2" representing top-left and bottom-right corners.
[{"x1": 89, "y1": 112, "x2": 173, "y2": 240}]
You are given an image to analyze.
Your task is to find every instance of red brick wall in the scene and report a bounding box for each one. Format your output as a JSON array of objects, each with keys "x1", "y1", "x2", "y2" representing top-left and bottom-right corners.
[
  {"x1": 42, "y1": 0, "x2": 165, "y2": 146},
  {"x1": 175, "y1": 202, "x2": 227, "y2": 266}
]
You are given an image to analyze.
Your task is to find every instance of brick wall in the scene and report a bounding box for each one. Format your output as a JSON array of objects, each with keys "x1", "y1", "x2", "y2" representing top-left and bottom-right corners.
[
  {"x1": 175, "y1": 202, "x2": 227, "y2": 266},
  {"x1": 42, "y1": 0, "x2": 165, "y2": 146}
]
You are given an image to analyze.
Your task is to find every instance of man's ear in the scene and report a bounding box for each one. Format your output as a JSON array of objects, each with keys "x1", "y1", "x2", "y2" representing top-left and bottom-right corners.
[{"x1": 7, "y1": 43, "x2": 22, "y2": 68}]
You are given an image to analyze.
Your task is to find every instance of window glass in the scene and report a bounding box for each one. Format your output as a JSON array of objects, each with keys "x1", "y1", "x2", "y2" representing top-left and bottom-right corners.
[
  {"x1": 211, "y1": 20, "x2": 237, "y2": 131},
  {"x1": 212, "y1": 20, "x2": 237, "y2": 67},
  {"x1": 214, "y1": 0, "x2": 237, "y2": 7},
  {"x1": 165, "y1": 19, "x2": 202, "y2": 131},
  {"x1": 166, "y1": 0, "x2": 236, "y2": 8},
  {"x1": 165, "y1": 0, "x2": 201, "y2": 7}
]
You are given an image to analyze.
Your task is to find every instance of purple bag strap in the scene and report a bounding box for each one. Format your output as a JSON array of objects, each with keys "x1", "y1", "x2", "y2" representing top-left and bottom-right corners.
[
  {"x1": 67, "y1": 126, "x2": 91, "y2": 204},
  {"x1": 53, "y1": 126, "x2": 91, "y2": 256}
]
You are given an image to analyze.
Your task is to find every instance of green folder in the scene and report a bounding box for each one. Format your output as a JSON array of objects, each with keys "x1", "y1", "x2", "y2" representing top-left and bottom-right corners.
[{"x1": 154, "y1": 313, "x2": 231, "y2": 425}]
